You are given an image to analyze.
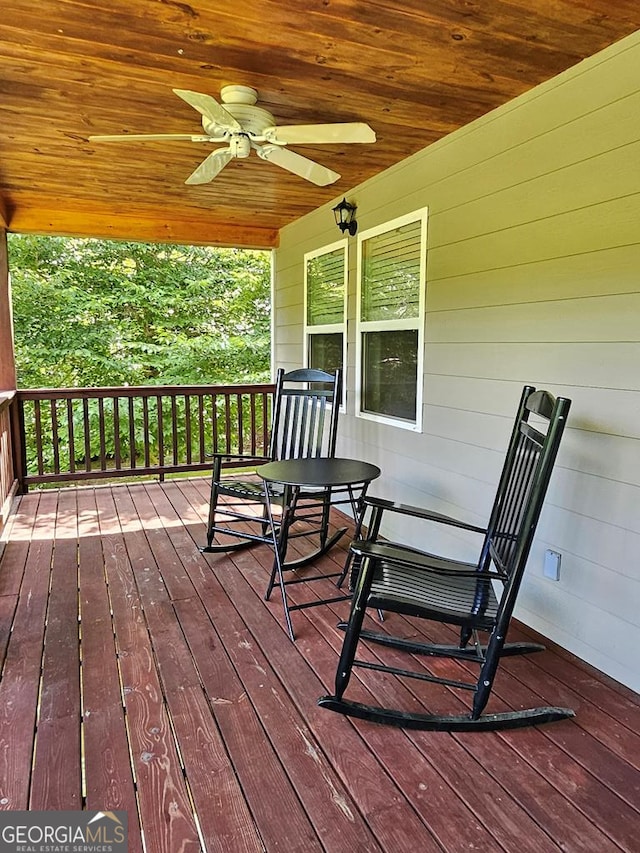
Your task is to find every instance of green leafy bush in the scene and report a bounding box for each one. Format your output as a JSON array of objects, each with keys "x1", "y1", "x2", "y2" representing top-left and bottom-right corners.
[{"x1": 9, "y1": 235, "x2": 271, "y2": 389}]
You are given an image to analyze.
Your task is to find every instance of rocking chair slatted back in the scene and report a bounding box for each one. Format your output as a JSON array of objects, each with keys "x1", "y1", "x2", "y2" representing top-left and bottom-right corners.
[
  {"x1": 270, "y1": 368, "x2": 340, "y2": 461},
  {"x1": 479, "y1": 389, "x2": 571, "y2": 619}
]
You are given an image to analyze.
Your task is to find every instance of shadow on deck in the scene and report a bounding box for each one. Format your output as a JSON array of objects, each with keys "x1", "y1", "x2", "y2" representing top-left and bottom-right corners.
[{"x1": 0, "y1": 478, "x2": 638, "y2": 852}]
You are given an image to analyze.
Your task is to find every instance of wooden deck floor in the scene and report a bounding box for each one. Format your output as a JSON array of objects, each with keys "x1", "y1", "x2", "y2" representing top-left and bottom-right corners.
[{"x1": 0, "y1": 478, "x2": 639, "y2": 852}]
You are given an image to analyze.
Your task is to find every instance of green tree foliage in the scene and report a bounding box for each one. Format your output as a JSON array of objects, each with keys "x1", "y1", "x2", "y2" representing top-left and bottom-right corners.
[{"x1": 8, "y1": 234, "x2": 271, "y2": 389}]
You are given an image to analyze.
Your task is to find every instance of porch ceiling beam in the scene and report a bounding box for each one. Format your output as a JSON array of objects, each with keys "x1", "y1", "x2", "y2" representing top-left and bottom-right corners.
[{"x1": 7, "y1": 204, "x2": 279, "y2": 249}]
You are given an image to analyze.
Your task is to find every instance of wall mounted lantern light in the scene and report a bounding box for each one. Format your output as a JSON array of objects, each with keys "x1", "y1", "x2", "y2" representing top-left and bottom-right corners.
[{"x1": 332, "y1": 198, "x2": 358, "y2": 236}]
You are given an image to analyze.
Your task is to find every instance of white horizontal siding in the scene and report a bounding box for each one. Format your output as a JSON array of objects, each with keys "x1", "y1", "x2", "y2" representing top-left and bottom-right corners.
[
  {"x1": 274, "y1": 30, "x2": 640, "y2": 691},
  {"x1": 428, "y1": 294, "x2": 640, "y2": 343},
  {"x1": 427, "y1": 243, "x2": 640, "y2": 310}
]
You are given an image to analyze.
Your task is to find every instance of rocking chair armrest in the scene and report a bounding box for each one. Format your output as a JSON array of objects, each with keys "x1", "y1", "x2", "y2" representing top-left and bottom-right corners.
[{"x1": 363, "y1": 495, "x2": 486, "y2": 535}]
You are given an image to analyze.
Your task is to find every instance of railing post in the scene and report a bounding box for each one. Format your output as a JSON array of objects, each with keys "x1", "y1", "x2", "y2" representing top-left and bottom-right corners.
[{"x1": 10, "y1": 394, "x2": 28, "y2": 494}]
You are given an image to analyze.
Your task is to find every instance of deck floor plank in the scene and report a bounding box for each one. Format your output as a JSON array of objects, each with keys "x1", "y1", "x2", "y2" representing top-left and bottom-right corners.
[
  {"x1": 123, "y1": 483, "x2": 274, "y2": 853},
  {"x1": 0, "y1": 491, "x2": 54, "y2": 809},
  {"x1": 0, "y1": 497, "x2": 28, "y2": 668},
  {"x1": 173, "y1": 596, "x2": 328, "y2": 853},
  {"x1": 77, "y1": 488, "x2": 144, "y2": 853},
  {"x1": 95, "y1": 486, "x2": 203, "y2": 853},
  {"x1": 505, "y1": 628, "x2": 640, "y2": 766},
  {"x1": 30, "y1": 489, "x2": 82, "y2": 810},
  {"x1": 1, "y1": 478, "x2": 639, "y2": 852},
  {"x1": 491, "y1": 661, "x2": 640, "y2": 811}
]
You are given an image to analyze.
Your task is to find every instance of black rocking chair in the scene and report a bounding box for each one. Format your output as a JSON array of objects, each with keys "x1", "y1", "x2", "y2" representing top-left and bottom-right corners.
[
  {"x1": 319, "y1": 385, "x2": 574, "y2": 731},
  {"x1": 202, "y1": 367, "x2": 344, "y2": 566}
]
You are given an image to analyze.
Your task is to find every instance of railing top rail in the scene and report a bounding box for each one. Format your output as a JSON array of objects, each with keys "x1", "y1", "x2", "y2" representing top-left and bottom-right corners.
[{"x1": 16, "y1": 383, "x2": 276, "y2": 401}]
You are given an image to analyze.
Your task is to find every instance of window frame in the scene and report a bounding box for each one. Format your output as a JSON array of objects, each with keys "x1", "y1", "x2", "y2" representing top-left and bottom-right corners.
[
  {"x1": 303, "y1": 238, "x2": 348, "y2": 408},
  {"x1": 355, "y1": 207, "x2": 428, "y2": 432}
]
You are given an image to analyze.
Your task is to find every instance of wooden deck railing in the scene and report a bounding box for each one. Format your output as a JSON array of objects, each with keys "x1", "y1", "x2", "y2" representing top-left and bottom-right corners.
[{"x1": 12, "y1": 383, "x2": 275, "y2": 491}]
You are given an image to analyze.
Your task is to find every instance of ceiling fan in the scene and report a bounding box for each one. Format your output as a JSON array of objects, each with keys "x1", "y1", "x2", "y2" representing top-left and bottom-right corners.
[{"x1": 89, "y1": 85, "x2": 376, "y2": 187}]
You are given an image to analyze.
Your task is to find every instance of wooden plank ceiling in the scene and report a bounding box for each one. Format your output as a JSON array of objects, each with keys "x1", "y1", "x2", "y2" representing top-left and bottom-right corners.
[{"x1": 1, "y1": 0, "x2": 640, "y2": 248}]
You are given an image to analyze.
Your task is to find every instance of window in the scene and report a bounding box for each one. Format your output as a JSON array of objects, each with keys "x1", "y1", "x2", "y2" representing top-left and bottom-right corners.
[
  {"x1": 304, "y1": 240, "x2": 347, "y2": 403},
  {"x1": 356, "y1": 209, "x2": 427, "y2": 430}
]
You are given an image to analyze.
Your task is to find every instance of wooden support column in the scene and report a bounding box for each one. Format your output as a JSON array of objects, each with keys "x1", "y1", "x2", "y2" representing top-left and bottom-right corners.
[
  {"x1": 0, "y1": 224, "x2": 22, "y2": 510},
  {"x1": 0, "y1": 228, "x2": 16, "y2": 391}
]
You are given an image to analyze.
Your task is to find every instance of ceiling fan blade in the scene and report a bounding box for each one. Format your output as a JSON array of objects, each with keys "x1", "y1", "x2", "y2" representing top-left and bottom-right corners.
[
  {"x1": 89, "y1": 133, "x2": 213, "y2": 143},
  {"x1": 185, "y1": 148, "x2": 234, "y2": 184},
  {"x1": 256, "y1": 145, "x2": 340, "y2": 186},
  {"x1": 264, "y1": 122, "x2": 376, "y2": 145},
  {"x1": 173, "y1": 88, "x2": 241, "y2": 131}
]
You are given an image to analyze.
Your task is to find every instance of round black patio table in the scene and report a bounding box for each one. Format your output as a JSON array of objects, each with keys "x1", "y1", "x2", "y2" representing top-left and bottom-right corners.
[
  {"x1": 259, "y1": 457, "x2": 381, "y2": 490},
  {"x1": 258, "y1": 457, "x2": 381, "y2": 639}
]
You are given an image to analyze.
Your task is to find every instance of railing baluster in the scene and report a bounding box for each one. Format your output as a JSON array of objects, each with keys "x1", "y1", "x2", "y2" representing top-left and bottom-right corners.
[
  {"x1": 67, "y1": 399, "x2": 75, "y2": 474},
  {"x1": 249, "y1": 393, "x2": 257, "y2": 456},
  {"x1": 198, "y1": 395, "x2": 205, "y2": 464},
  {"x1": 33, "y1": 399, "x2": 44, "y2": 476},
  {"x1": 224, "y1": 394, "x2": 232, "y2": 455},
  {"x1": 12, "y1": 398, "x2": 27, "y2": 493},
  {"x1": 142, "y1": 397, "x2": 150, "y2": 468},
  {"x1": 113, "y1": 398, "x2": 121, "y2": 471},
  {"x1": 157, "y1": 396, "x2": 164, "y2": 470},
  {"x1": 128, "y1": 397, "x2": 136, "y2": 468},
  {"x1": 211, "y1": 394, "x2": 218, "y2": 456},
  {"x1": 82, "y1": 398, "x2": 91, "y2": 473},
  {"x1": 185, "y1": 395, "x2": 192, "y2": 464},
  {"x1": 98, "y1": 397, "x2": 107, "y2": 471},
  {"x1": 171, "y1": 394, "x2": 179, "y2": 465},
  {"x1": 50, "y1": 398, "x2": 60, "y2": 474},
  {"x1": 237, "y1": 394, "x2": 244, "y2": 455},
  {"x1": 262, "y1": 392, "x2": 269, "y2": 455}
]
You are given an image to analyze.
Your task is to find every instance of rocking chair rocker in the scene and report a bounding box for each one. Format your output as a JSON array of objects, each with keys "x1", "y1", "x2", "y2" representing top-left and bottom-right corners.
[
  {"x1": 319, "y1": 385, "x2": 573, "y2": 731},
  {"x1": 202, "y1": 367, "x2": 344, "y2": 567}
]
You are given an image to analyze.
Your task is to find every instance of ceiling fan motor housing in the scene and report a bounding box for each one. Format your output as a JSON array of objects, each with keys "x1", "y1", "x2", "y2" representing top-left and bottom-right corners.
[
  {"x1": 220, "y1": 84, "x2": 259, "y2": 105},
  {"x1": 201, "y1": 104, "x2": 276, "y2": 137},
  {"x1": 201, "y1": 85, "x2": 277, "y2": 140}
]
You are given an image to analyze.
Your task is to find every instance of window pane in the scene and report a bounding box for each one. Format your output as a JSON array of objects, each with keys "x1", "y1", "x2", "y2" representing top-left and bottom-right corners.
[
  {"x1": 306, "y1": 249, "x2": 345, "y2": 326},
  {"x1": 362, "y1": 330, "x2": 418, "y2": 421},
  {"x1": 308, "y1": 333, "x2": 343, "y2": 375},
  {"x1": 361, "y1": 219, "x2": 422, "y2": 322}
]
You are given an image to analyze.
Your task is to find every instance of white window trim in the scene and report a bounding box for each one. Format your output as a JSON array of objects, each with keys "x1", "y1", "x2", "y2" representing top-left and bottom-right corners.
[
  {"x1": 303, "y1": 238, "x2": 348, "y2": 409},
  {"x1": 355, "y1": 208, "x2": 428, "y2": 432}
]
